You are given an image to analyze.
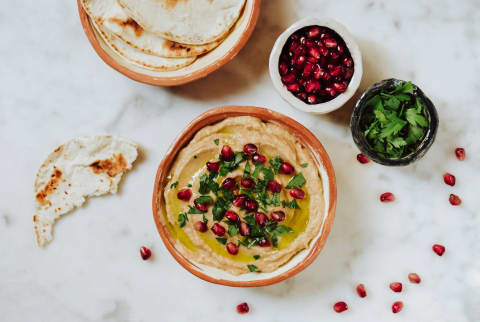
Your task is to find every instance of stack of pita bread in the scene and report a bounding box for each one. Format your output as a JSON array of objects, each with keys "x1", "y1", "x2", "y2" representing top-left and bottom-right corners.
[{"x1": 81, "y1": 0, "x2": 246, "y2": 71}]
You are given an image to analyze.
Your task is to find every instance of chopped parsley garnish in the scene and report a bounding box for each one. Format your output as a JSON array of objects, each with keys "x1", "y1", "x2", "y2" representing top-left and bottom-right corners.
[
  {"x1": 243, "y1": 161, "x2": 251, "y2": 178},
  {"x1": 178, "y1": 213, "x2": 188, "y2": 227},
  {"x1": 202, "y1": 214, "x2": 208, "y2": 224},
  {"x1": 282, "y1": 199, "x2": 300, "y2": 209},
  {"x1": 269, "y1": 157, "x2": 283, "y2": 174},
  {"x1": 187, "y1": 183, "x2": 192, "y2": 188},
  {"x1": 212, "y1": 197, "x2": 230, "y2": 221},
  {"x1": 247, "y1": 264, "x2": 258, "y2": 272},
  {"x1": 195, "y1": 195, "x2": 213, "y2": 204},
  {"x1": 300, "y1": 163, "x2": 309, "y2": 168},
  {"x1": 216, "y1": 237, "x2": 227, "y2": 245},
  {"x1": 193, "y1": 155, "x2": 198, "y2": 159},
  {"x1": 285, "y1": 173, "x2": 306, "y2": 189},
  {"x1": 227, "y1": 223, "x2": 239, "y2": 237},
  {"x1": 219, "y1": 152, "x2": 245, "y2": 176},
  {"x1": 253, "y1": 255, "x2": 261, "y2": 260},
  {"x1": 170, "y1": 181, "x2": 179, "y2": 189},
  {"x1": 214, "y1": 138, "x2": 220, "y2": 146},
  {"x1": 188, "y1": 205, "x2": 205, "y2": 214},
  {"x1": 361, "y1": 81, "x2": 429, "y2": 159}
]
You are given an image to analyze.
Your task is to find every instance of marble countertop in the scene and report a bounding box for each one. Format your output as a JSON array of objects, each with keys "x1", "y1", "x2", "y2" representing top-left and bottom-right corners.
[{"x1": 1, "y1": 0, "x2": 479, "y2": 321}]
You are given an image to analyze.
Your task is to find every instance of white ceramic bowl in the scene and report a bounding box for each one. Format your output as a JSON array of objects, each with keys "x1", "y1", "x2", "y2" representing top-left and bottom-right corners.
[{"x1": 269, "y1": 18, "x2": 363, "y2": 114}]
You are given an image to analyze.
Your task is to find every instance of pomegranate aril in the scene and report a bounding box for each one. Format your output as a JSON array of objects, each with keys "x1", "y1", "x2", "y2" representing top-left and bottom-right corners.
[
  {"x1": 280, "y1": 162, "x2": 295, "y2": 174},
  {"x1": 279, "y1": 62, "x2": 288, "y2": 75},
  {"x1": 243, "y1": 143, "x2": 258, "y2": 156},
  {"x1": 255, "y1": 212, "x2": 268, "y2": 226},
  {"x1": 295, "y1": 55, "x2": 306, "y2": 69},
  {"x1": 232, "y1": 194, "x2": 247, "y2": 208},
  {"x1": 303, "y1": 63, "x2": 314, "y2": 77},
  {"x1": 344, "y1": 68, "x2": 354, "y2": 80},
  {"x1": 337, "y1": 44, "x2": 344, "y2": 54},
  {"x1": 241, "y1": 177, "x2": 256, "y2": 189},
  {"x1": 252, "y1": 153, "x2": 266, "y2": 164},
  {"x1": 357, "y1": 153, "x2": 370, "y2": 164},
  {"x1": 226, "y1": 242, "x2": 239, "y2": 255},
  {"x1": 211, "y1": 223, "x2": 226, "y2": 236},
  {"x1": 333, "y1": 82, "x2": 347, "y2": 93},
  {"x1": 258, "y1": 238, "x2": 271, "y2": 247},
  {"x1": 306, "y1": 56, "x2": 318, "y2": 64},
  {"x1": 324, "y1": 38, "x2": 338, "y2": 48},
  {"x1": 392, "y1": 301, "x2": 403, "y2": 314},
  {"x1": 236, "y1": 302, "x2": 249, "y2": 314},
  {"x1": 356, "y1": 284, "x2": 367, "y2": 298},
  {"x1": 322, "y1": 71, "x2": 332, "y2": 81},
  {"x1": 343, "y1": 57, "x2": 353, "y2": 67},
  {"x1": 432, "y1": 244, "x2": 445, "y2": 256},
  {"x1": 177, "y1": 189, "x2": 192, "y2": 201},
  {"x1": 443, "y1": 173, "x2": 456, "y2": 186},
  {"x1": 194, "y1": 221, "x2": 207, "y2": 232},
  {"x1": 244, "y1": 199, "x2": 258, "y2": 212},
  {"x1": 225, "y1": 210, "x2": 239, "y2": 223},
  {"x1": 380, "y1": 192, "x2": 395, "y2": 202},
  {"x1": 329, "y1": 51, "x2": 340, "y2": 61},
  {"x1": 313, "y1": 64, "x2": 325, "y2": 79},
  {"x1": 307, "y1": 95, "x2": 317, "y2": 104},
  {"x1": 408, "y1": 273, "x2": 421, "y2": 284},
  {"x1": 268, "y1": 180, "x2": 282, "y2": 193},
  {"x1": 455, "y1": 147, "x2": 465, "y2": 161},
  {"x1": 270, "y1": 210, "x2": 286, "y2": 222},
  {"x1": 308, "y1": 47, "x2": 321, "y2": 59},
  {"x1": 449, "y1": 194, "x2": 461, "y2": 206},
  {"x1": 330, "y1": 65, "x2": 343, "y2": 77},
  {"x1": 287, "y1": 83, "x2": 301, "y2": 92},
  {"x1": 325, "y1": 87, "x2": 336, "y2": 96},
  {"x1": 290, "y1": 188, "x2": 305, "y2": 199},
  {"x1": 333, "y1": 301, "x2": 348, "y2": 313},
  {"x1": 297, "y1": 92, "x2": 307, "y2": 101},
  {"x1": 281, "y1": 73, "x2": 296, "y2": 84},
  {"x1": 304, "y1": 79, "x2": 320, "y2": 93},
  {"x1": 307, "y1": 26, "x2": 321, "y2": 38},
  {"x1": 289, "y1": 41, "x2": 299, "y2": 53},
  {"x1": 140, "y1": 246, "x2": 152, "y2": 260},
  {"x1": 305, "y1": 39, "x2": 315, "y2": 48},
  {"x1": 389, "y1": 282, "x2": 402, "y2": 293},
  {"x1": 206, "y1": 161, "x2": 220, "y2": 172},
  {"x1": 293, "y1": 45, "x2": 305, "y2": 56},
  {"x1": 239, "y1": 221, "x2": 250, "y2": 236},
  {"x1": 319, "y1": 46, "x2": 329, "y2": 56},
  {"x1": 221, "y1": 178, "x2": 236, "y2": 190},
  {"x1": 194, "y1": 199, "x2": 209, "y2": 212},
  {"x1": 221, "y1": 145, "x2": 235, "y2": 161}
]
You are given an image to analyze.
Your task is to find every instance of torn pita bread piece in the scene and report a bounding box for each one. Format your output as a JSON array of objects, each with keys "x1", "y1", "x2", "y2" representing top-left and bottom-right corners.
[{"x1": 33, "y1": 136, "x2": 138, "y2": 247}]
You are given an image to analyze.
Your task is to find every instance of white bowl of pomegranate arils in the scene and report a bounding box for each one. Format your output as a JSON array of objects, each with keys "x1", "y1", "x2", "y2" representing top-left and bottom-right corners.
[{"x1": 269, "y1": 18, "x2": 363, "y2": 114}]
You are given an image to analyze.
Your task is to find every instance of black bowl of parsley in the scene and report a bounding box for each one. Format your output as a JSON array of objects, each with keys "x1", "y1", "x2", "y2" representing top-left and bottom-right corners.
[{"x1": 350, "y1": 78, "x2": 438, "y2": 166}]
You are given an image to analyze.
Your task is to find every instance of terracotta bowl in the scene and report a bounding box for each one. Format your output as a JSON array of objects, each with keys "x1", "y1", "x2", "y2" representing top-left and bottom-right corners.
[
  {"x1": 77, "y1": 0, "x2": 261, "y2": 86},
  {"x1": 152, "y1": 106, "x2": 337, "y2": 287}
]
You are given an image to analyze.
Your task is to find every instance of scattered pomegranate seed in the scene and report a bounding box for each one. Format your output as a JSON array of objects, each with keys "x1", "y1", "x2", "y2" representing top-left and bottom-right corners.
[
  {"x1": 241, "y1": 178, "x2": 256, "y2": 189},
  {"x1": 333, "y1": 301, "x2": 348, "y2": 313},
  {"x1": 232, "y1": 194, "x2": 247, "y2": 208},
  {"x1": 194, "y1": 199, "x2": 209, "y2": 212},
  {"x1": 140, "y1": 246, "x2": 152, "y2": 260},
  {"x1": 343, "y1": 57, "x2": 353, "y2": 67},
  {"x1": 226, "y1": 242, "x2": 239, "y2": 255},
  {"x1": 206, "y1": 161, "x2": 220, "y2": 172},
  {"x1": 432, "y1": 244, "x2": 445, "y2": 256},
  {"x1": 455, "y1": 147, "x2": 465, "y2": 161},
  {"x1": 244, "y1": 199, "x2": 258, "y2": 212},
  {"x1": 252, "y1": 153, "x2": 266, "y2": 164},
  {"x1": 221, "y1": 178, "x2": 236, "y2": 190},
  {"x1": 304, "y1": 79, "x2": 321, "y2": 93},
  {"x1": 356, "y1": 153, "x2": 370, "y2": 164},
  {"x1": 449, "y1": 194, "x2": 461, "y2": 206},
  {"x1": 333, "y1": 82, "x2": 347, "y2": 93},
  {"x1": 290, "y1": 188, "x2": 305, "y2": 199},
  {"x1": 239, "y1": 221, "x2": 250, "y2": 236},
  {"x1": 176, "y1": 189, "x2": 192, "y2": 201},
  {"x1": 408, "y1": 273, "x2": 421, "y2": 284},
  {"x1": 258, "y1": 238, "x2": 271, "y2": 247},
  {"x1": 281, "y1": 73, "x2": 296, "y2": 84},
  {"x1": 236, "y1": 302, "x2": 249, "y2": 314},
  {"x1": 380, "y1": 192, "x2": 395, "y2": 202},
  {"x1": 267, "y1": 180, "x2": 282, "y2": 193},
  {"x1": 287, "y1": 83, "x2": 301, "y2": 92},
  {"x1": 390, "y1": 282, "x2": 403, "y2": 293},
  {"x1": 225, "y1": 210, "x2": 239, "y2": 223},
  {"x1": 392, "y1": 301, "x2": 403, "y2": 314},
  {"x1": 254, "y1": 212, "x2": 268, "y2": 226},
  {"x1": 307, "y1": 26, "x2": 321, "y2": 38},
  {"x1": 194, "y1": 221, "x2": 207, "y2": 232},
  {"x1": 303, "y1": 63, "x2": 314, "y2": 77},
  {"x1": 443, "y1": 173, "x2": 456, "y2": 186},
  {"x1": 356, "y1": 284, "x2": 367, "y2": 298},
  {"x1": 211, "y1": 223, "x2": 226, "y2": 236},
  {"x1": 221, "y1": 145, "x2": 235, "y2": 161},
  {"x1": 324, "y1": 38, "x2": 338, "y2": 48},
  {"x1": 270, "y1": 210, "x2": 286, "y2": 222},
  {"x1": 307, "y1": 94, "x2": 317, "y2": 104},
  {"x1": 280, "y1": 162, "x2": 295, "y2": 174}
]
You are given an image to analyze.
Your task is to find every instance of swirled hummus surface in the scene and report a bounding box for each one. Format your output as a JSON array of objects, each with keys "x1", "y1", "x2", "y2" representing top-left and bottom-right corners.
[{"x1": 163, "y1": 116, "x2": 324, "y2": 275}]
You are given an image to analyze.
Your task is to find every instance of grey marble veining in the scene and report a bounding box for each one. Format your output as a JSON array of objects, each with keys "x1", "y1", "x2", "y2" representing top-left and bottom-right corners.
[{"x1": 0, "y1": 0, "x2": 479, "y2": 321}]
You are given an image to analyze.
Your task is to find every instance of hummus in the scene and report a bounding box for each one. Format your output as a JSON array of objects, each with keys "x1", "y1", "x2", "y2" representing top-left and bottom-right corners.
[{"x1": 163, "y1": 116, "x2": 325, "y2": 275}]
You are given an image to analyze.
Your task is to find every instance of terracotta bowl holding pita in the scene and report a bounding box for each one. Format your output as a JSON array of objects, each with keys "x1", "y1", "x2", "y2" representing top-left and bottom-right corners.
[
  {"x1": 152, "y1": 106, "x2": 337, "y2": 287},
  {"x1": 77, "y1": 0, "x2": 261, "y2": 86}
]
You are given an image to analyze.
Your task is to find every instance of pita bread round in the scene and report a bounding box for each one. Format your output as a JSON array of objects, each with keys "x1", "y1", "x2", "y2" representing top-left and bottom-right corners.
[
  {"x1": 93, "y1": 20, "x2": 196, "y2": 71},
  {"x1": 82, "y1": 0, "x2": 221, "y2": 58},
  {"x1": 33, "y1": 136, "x2": 138, "y2": 247},
  {"x1": 117, "y1": 0, "x2": 246, "y2": 45}
]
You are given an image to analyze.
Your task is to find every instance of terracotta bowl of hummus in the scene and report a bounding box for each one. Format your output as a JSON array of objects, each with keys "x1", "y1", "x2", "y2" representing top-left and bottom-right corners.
[
  {"x1": 152, "y1": 106, "x2": 337, "y2": 286},
  {"x1": 77, "y1": 0, "x2": 260, "y2": 86}
]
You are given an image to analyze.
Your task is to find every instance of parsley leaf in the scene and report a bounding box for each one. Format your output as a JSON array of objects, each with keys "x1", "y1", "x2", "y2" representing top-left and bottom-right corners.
[
  {"x1": 247, "y1": 264, "x2": 258, "y2": 272},
  {"x1": 212, "y1": 197, "x2": 230, "y2": 221},
  {"x1": 300, "y1": 163, "x2": 309, "y2": 168},
  {"x1": 269, "y1": 157, "x2": 283, "y2": 174},
  {"x1": 216, "y1": 237, "x2": 227, "y2": 245},
  {"x1": 243, "y1": 161, "x2": 251, "y2": 178},
  {"x1": 195, "y1": 195, "x2": 213, "y2": 204},
  {"x1": 202, "y1": 214, "x2": 208, "y2": 224},
  {"x1": 253, "y1": 255, "x2": 261, "y2": 260},
  {"x1": 170, "y1": 181, "x2": 179, "y2": 189},
  {"x1": 178, "y1": 213, "x2": 188, "y2": 227},
  {"x1": 214, "y1": 138, "x2": 220, "y2": 146},
  {"x1": 285, "y1": 173, "x2": 306, "y2": 189},
  {"x1": 282, "y1": 199, "x2": 300, "y2": 209},
  {"x1": 228, "y1": 223, "x2": 239, "y2": 237},
  {"x1": 188, "y1": 206, "x2": 205, "y2": 214}
]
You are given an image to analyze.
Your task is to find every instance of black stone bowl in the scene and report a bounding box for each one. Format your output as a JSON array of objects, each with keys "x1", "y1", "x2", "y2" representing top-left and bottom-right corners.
[{"x1": 350, "y1": 78, "x2": 439, "y2": 166}]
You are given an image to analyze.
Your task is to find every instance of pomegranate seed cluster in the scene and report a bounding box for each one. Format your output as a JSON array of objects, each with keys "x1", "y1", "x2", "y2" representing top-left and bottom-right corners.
[
  {"x1": 279, "y1": 25, "x2": 354, "y2": 105},
  {"x1": 172, "y1": 142, "x2": 309, "y2": 272}
]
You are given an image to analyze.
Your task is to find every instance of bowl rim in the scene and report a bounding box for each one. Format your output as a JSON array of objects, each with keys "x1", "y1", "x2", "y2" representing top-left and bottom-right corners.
[
  {"x1": 152, "y1": 106, "x2": 337, "y2": 287},
  {"x1": 350, "y1": 78, "x2": 439, "y2": 166},
  {"x1": 77, "y1": 0, "x2": 261, "y2": 87},
  {"x1": 269, "y1": 17, "x2": 363, "y2": 114}
]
